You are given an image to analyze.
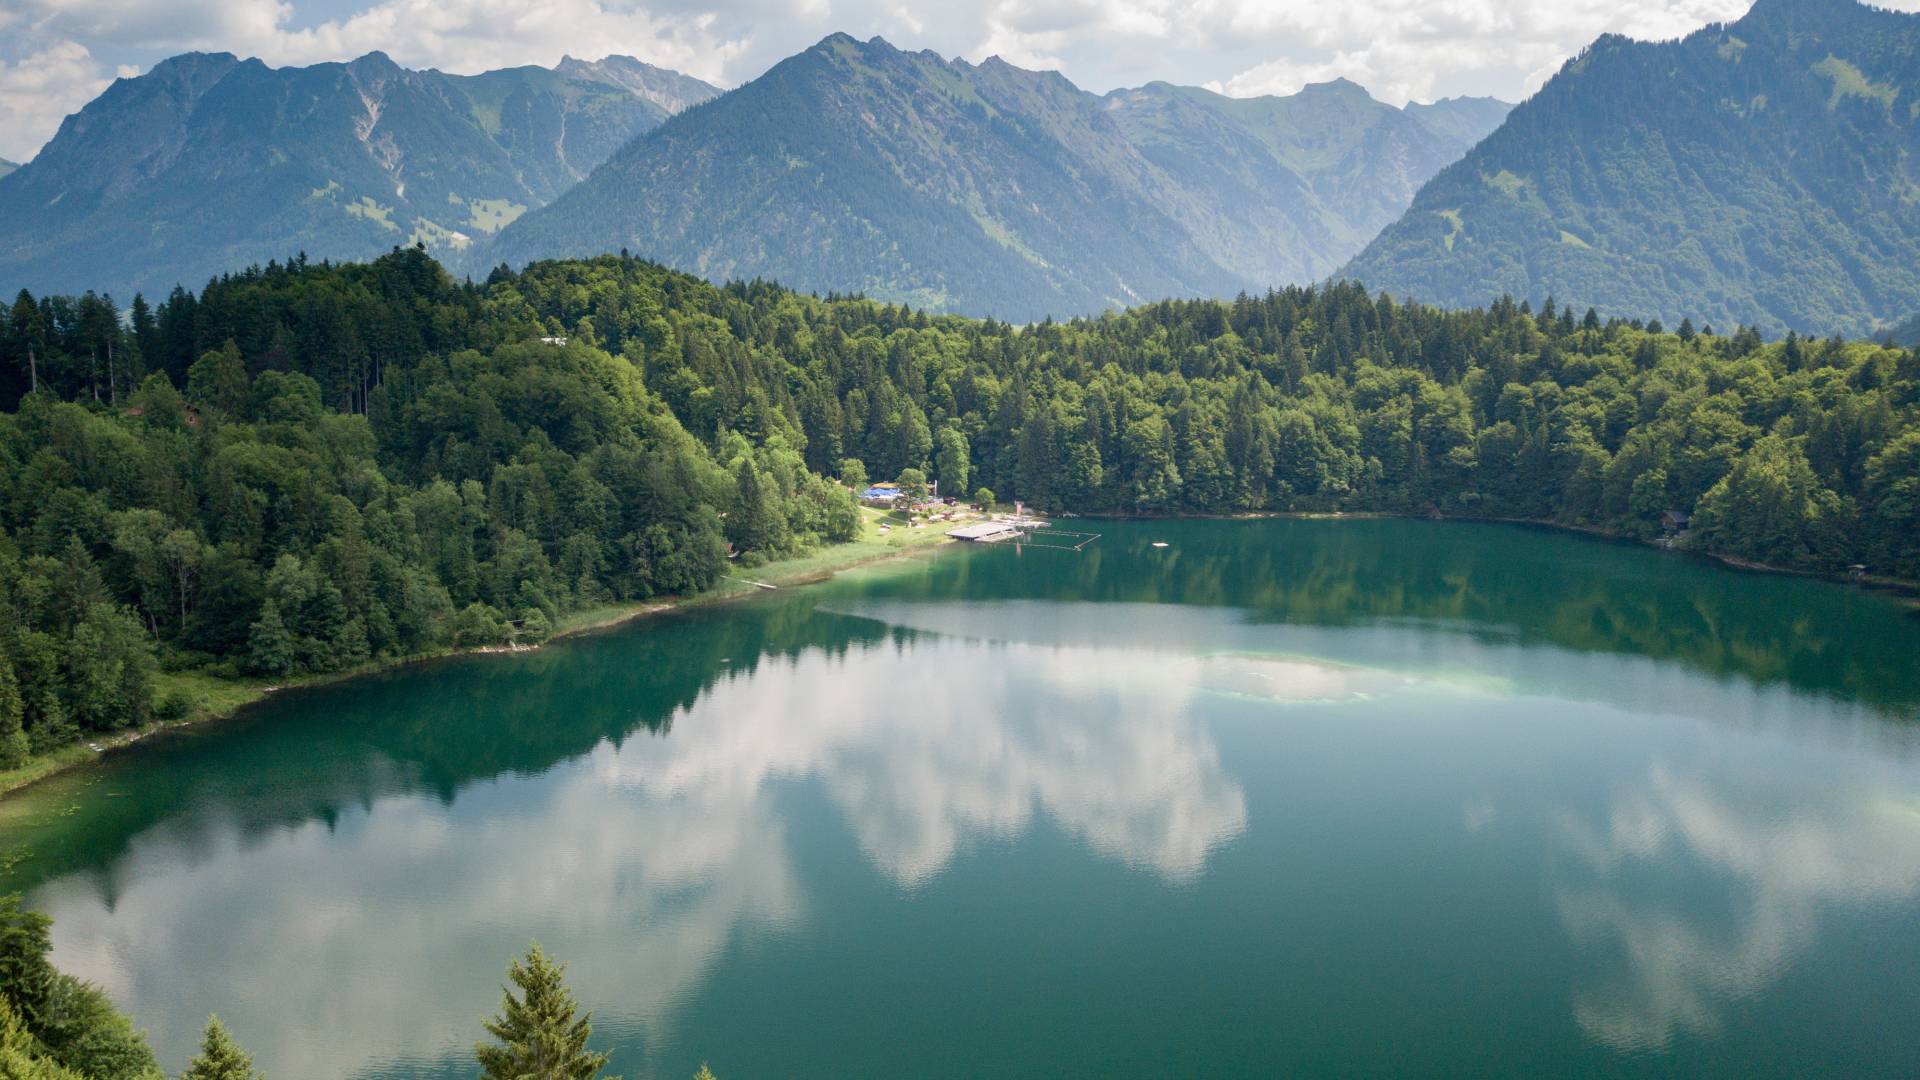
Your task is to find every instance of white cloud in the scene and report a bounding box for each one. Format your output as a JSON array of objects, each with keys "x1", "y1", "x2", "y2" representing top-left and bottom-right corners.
[
  {"x1": 0, "y1": 0, "x2": 753, "y2": 161},
  {"x1": 0, "y1": 41, "x2": 124, "y2": 162},
  {"x1": 1201, "y1": 0, "x2": 1758, "y2": 104},
  {"x1": 7, "y1": 0, "x2": 1920, "y2": 163},
  {"x1": 256, "y1": 0, "x2": 752, "y2": 80},
  {"x1": 6, "y1": 0, "x2": 749, "y2": 81}
]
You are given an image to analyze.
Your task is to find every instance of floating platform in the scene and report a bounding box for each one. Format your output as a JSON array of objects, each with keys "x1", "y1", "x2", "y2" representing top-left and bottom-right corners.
[
  {"x1": 949, "y1": 520, "x2": 1101, "y2": 550},
  {"x1": 948, "y1": 522, "x2": 1027, "y2": 543},
  {"x1": 1014, "y1": 528, "x2": 1102, "y2": 551}
]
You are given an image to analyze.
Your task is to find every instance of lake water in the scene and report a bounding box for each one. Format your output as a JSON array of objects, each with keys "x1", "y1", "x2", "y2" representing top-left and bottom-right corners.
[{"x1": 3, "y1": 519, "x2": 1919, "y2": 1078}]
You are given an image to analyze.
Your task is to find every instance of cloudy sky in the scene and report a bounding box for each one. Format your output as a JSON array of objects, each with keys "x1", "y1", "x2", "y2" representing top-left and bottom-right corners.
[{"x1": 0, "y1": 0, "x2": 1887, "y2": 162}]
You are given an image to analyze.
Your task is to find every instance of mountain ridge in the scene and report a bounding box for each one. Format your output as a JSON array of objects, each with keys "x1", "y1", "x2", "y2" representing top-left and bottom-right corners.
[
  {"x1": 487, "y1": 34, "x2": 1509, "y2": 319},
  {"x1": 1339, "y1": 0, "x2": 1920, "y2": 336},
  {"x1": 0, "y1": 50, "x2": 720, "y2": 300}
]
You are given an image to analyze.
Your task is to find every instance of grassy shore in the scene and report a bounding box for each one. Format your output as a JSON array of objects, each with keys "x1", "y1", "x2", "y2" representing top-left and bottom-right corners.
[{"x1": 0, "y1": 506, "x2": 962, "y2": 799}]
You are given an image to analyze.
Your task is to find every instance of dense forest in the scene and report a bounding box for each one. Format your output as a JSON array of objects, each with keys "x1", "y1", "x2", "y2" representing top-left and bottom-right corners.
[{"x1": 3, "y1": 247, "x2": 1918, "y2": 770}]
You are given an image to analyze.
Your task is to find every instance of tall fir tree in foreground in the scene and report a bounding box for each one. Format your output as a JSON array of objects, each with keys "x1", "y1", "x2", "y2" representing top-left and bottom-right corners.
[
  {"x1": 0, "y1": 997, "x2": 86, "y2": 1080},
  {"x1": 0, "y1": 894, "x2": 159, "y2": 1078},
  {"x1": 476, "y1": 943, "x2": 614, "y2": 1080},
  {"x1": 179, "y1": 1016, "x2": 260, "y2": 1080}
]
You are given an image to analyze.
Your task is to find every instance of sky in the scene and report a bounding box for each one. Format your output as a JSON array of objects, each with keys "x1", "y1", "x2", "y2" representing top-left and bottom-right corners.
[{"x1": 0, "y1": 0, "x2": 1904, "y2": 163}]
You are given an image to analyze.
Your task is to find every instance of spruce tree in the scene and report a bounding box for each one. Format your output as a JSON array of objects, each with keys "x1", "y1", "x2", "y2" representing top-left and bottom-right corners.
[
  {"x1": 246, "y1": 601, "x2": 295, "y2": 677},
  {"x1": 476, "y1": 943, "x2": 614, "y2": 1080},
  {"x1": 180, "y1": 1015, "x2": 261, "y2": 1080},
  {"x1": 0, "y1": 895, "x2": 53, "y2": 1028},
  {"x1": 0, "y1": 662, "x2": 27, "y2": 769}
]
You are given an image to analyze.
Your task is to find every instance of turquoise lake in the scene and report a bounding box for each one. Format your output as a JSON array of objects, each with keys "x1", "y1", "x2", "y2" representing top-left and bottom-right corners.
[{"x1": 3, "y1": 518, "x2": 1918, "y2": 1078}]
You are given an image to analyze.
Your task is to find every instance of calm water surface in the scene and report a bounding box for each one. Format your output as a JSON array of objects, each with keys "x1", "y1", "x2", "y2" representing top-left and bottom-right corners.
[{"x1": 3, "y1": 519, "x2": 1919, "y2": 1078}]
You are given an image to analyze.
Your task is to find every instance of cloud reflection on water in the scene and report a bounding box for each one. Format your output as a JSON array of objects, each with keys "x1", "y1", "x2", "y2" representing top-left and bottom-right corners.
[
  {"x1": 36, "y1": 632, "x2": 1272, "y2": 1076},
  {"x1": 1553, "y1": 761, "x2": 1920, "y2": 1052}
]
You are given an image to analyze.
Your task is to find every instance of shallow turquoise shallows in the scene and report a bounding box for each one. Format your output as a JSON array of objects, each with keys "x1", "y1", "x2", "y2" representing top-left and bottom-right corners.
[{"x1": 4, "y1": 519, "x2": 1920, "y2": 1079}]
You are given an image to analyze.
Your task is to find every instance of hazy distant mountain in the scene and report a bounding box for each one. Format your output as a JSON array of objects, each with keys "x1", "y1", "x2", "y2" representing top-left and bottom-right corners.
[
  {"x1": 491, "y1": 34, "x2": 1508, "y2": 319},
  {"x1": 1341, "y1": 0, "x2": 1920, "y2": 336},
  {"x1": 0, "y1": 159, "x2": 16, "y2": 179},
  {"x1": 0, "y1": 51, "x2": 718, "y2": 300},
  {"x1": 1400, "y1": 98, "x2": 1515, "y2": 148}
]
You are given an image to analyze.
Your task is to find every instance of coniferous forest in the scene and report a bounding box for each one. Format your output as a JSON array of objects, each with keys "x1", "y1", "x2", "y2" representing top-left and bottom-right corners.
[{"x1": 2, "y1": 247, "x2": 1918, "y2": 769}]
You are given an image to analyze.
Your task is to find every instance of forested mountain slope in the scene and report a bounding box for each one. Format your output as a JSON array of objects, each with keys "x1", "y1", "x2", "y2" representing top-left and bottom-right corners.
[
  {"x1": 490, "y1": 35, "x2": 1507, "y2": 320},
  {"x1": 0, "y1": 52, "x2": 717, "y2": 301},
  {"x1": 4, "y1": 251, "x2": 1917, "y2": 770},
  {"x1": 1341, "y1": 0, "x2": 1920, "y2": 337}
]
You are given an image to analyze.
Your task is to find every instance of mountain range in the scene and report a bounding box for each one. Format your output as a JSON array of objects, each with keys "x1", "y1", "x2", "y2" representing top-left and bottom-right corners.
[
  {"x1": 3, "y1": 0, "x2": 1912, "y2": 334},
  {"x1": 490, "y1": 34, "x2": 1509, "y2": 319},
  {"x1": 0, "y1": 52, "x2": 718, "y2": 301},
  {"x1": 0, "y1": 160, "x2": 16, "y2": 179},
  {"x1": 1341, "y1": 0, "x2": 1920, "y2": 336}
]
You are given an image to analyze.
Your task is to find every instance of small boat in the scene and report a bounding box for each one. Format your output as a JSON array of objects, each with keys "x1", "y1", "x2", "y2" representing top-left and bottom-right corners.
[{"x1": 1152, "y1": 541, "x2": 1169, "y2": 548}]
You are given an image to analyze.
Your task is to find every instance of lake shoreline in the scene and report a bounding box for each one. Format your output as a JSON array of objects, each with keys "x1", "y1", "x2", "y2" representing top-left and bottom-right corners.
[
  {"x1": 8, "y1": 506, "x2": 1911, "y2": 802},
  {"x1": 0, "y1": 509, "x2": 957, "y2": 802},
  {"x1": 1082, "y1": 508, "x2": 1920, "y2": 598}
]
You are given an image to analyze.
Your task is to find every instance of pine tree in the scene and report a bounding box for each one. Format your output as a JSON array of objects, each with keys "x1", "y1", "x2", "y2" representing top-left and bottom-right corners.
[
  {"x1": 476, "y1": 943, "x2": 615, "y2": 1080},
  {"x1": 0, "y1": 895, "x2": 54, "y2": 1029},
  {"x1": 0, "y1": 997, "x2": 86, "y2": 1080},
  {"x1": 180, "y1": 1015, "x2": 261, "y2": 1080},
  {"x1": 247, "y1": 601, "x2": 296, "y2": 677},
  {"x1": 0, "y1": 662, "x2": 27, "y2": 770}
]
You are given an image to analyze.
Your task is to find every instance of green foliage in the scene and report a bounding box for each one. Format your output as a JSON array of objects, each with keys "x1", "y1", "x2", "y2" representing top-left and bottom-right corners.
[
  {"x1": 934, "y1": 425, "x2": 970, "y2": 497},
  {"x1": 1692, "y1": 435, "x2": 1848, "y2": 566},
  {"x1": 3, "y1": 248, "x2": 1919, "y2": 765},
  {"x1": 185, "y1": 344, "x2": 248, "y2": 420},
  {"x1": 0, "y1": 998, "x2": 87, "y2": 1080},
  {"x1": 0, "y1": 897, "x2": 53, "y2": 1031},
  {"x1": 895, "y1": 468, "x2": 929, "y2": 503},
  {"x1": 1344, "y1": 0, "x2": 1920, "y2": 336},
  {"x1": 33, "y1": 978, "x2": 160, "y2": 1080},
  {"x1": 974, "y1": 488, "x2": 995, "y2": 510},
  {"x1": 0, "y1": 662, "x2": 27, "y2": 769},
  {"x1": 0, "y1": 896, "x2": 158, "y2": 1080},
  {"x1": 476, "y1": 943, "x2": 615, "y2": 1080},
  {"x1": 837, "y1": 458, "x2": 868, "y2": 493},
  {"x1": 245, "y1": 602, "x2": 295, "y2": 678},
  {"x1": 517, "y1": 607, "x2": 554, "y2": 645},
  {"x1": 450, "y1": 603, "x2": 511, "y2": 648},
  {"x1": 178, "y1": 1016, "x2": 260, "y2": 1080}
]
